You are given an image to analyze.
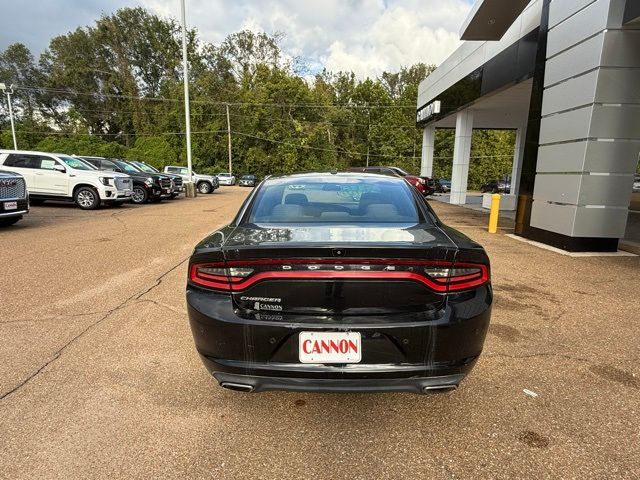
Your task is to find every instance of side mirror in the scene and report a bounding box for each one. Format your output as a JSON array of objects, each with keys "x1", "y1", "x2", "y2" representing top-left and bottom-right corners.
[{"x1": 53, "y1": 164, "x2": 66, "y2": 173}]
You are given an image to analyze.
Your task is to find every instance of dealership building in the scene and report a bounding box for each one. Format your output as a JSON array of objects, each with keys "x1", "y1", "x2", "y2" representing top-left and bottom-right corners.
[{"x1": 417, "y1": 0, "x2": 639, "y2": 251}]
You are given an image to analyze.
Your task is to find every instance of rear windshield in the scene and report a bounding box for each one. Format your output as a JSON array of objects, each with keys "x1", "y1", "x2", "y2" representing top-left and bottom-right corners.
[{"x1": 247, "y1": 177, "x2": 422, "y2": 224}]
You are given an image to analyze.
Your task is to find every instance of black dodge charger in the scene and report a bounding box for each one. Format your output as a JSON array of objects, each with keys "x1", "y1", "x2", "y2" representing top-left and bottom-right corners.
[{"x1": 186, "y1": 172, "x2": 492, "y2": 394}]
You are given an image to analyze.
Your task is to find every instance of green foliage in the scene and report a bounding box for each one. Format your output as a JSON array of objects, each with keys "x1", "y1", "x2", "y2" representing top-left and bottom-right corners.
[
  {"x1": 123, "y1": 136, "x2": 176, "y2": 168},
  {"x1": 0, "y1": 9, "x2": 517, "y2": 186},
  {"x1": 35, "y1": 135, "x2": 127, "y2": 157},
  {"x1": 430, "y1": 129, "x2": 514, "y2": 189}
]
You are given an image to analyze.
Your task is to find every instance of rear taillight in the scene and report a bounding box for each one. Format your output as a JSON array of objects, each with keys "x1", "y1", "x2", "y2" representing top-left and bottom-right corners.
[
  {"x1": 189, "y1": 263, "x2": 254, "y2": 291},
  {"x1": 423, "y1": 264, "x2": 489, "y2": 292},
  {"x1": 189, "y1": 259, "x2": 489, "y2": 293}
]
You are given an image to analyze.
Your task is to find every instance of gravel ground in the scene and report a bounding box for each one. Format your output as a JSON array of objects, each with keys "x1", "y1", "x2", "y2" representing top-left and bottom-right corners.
[{"x1": 1, "y1": 187, "x2": 638, "y2": 479}]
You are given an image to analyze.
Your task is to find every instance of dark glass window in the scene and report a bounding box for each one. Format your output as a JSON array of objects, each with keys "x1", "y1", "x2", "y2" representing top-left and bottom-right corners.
[
  {"x1": 248, "y1": 177, "x2": 423, "y2": 224},
  {"x1": 3, "y1": 154, "x2": 41, "y2": 169}
]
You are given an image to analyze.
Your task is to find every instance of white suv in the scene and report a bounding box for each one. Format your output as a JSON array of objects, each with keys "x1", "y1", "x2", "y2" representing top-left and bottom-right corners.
[
  {"x1": 217, "y1": 172, "x2": 236, "y2": 186},
  {"x1": 0, "y1": 150, "x2": 133, "y2": 210}
]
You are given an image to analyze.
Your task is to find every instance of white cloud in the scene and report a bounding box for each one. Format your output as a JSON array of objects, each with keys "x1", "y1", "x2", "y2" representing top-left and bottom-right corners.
[
  {"x1": 1, "y1": 0, "x2": 473, "y2": 79},
  {"x1": 145, "y1": 0, "x2": 472, "y2": 78}
]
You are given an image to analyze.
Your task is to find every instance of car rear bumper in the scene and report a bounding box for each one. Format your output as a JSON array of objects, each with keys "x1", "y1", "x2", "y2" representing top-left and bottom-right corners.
[
  {"x1": 187, "y1": 286, "x2": 491, "y2": 392},
  {"x1": 210, "y1": 370, "x2": 466, "y2": 394}
]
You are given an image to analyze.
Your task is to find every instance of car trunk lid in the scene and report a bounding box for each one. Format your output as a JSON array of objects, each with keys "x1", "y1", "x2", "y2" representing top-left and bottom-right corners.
[{"x1": 219, "y1": 224, "x2": 458, "y2": 315}]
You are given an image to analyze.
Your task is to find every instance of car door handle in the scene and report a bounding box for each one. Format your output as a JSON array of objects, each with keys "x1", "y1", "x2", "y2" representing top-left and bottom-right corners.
[{"x1": 35, "y1": 172, "x2": 45, "y2": 175}]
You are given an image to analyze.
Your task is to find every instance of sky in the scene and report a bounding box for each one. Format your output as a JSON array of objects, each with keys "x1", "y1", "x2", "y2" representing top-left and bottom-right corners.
[{"x1": 0, "y1": 0, "x2": 474, "y2": 79}]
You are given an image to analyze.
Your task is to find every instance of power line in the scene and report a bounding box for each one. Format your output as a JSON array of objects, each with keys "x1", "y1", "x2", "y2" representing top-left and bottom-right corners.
[
  {"x1": 1, "y1": 126, "x2": 515, "y2": 161},
  {"x1": 232, "y1": 130, "x2": 427, "y2": 160},
  {"x1": 226, "y1": 111, "x2": 421, "y2": 131},
  {"x1": 40, "y1": 107, "x2": 229, "y2": 118},
  {"x1": 0, "y1": 129, "x2": 226, "y2": 137},
  {"x1": 14, "y1": 85, "x2": 417, "y2": 109}
]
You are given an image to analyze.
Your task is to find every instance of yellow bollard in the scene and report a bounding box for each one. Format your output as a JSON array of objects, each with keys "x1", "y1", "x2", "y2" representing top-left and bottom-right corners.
[{"x1": 488, "y1": 193, "x2": 501, "y2": 233}]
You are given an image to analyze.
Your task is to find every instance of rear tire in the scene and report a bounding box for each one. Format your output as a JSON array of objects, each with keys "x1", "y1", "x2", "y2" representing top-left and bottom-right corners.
[
  {"x1": 74, "y1": 187, "x2": 100, "y2": 210},
  {"x1": 131, "y1": 186, "x2": 149, "y2": 204},
  {"x1": 0, "y1": 216, "x2": 21, "y2": 227},
  {"x1": 198, "y1": 182, "x2": 212, "y2": 194}
]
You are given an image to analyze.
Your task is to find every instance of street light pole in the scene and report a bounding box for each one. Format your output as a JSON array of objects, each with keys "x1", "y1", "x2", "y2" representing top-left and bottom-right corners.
[
  {"x1": 0, "y1": 83, "x2": 17, "y2": 150},
  {"x1": 179, "y1": 0, "x2": 193, "y2": 183}
]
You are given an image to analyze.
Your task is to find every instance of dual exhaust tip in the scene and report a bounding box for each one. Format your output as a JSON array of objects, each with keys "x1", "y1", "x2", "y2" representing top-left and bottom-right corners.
[
  {"x1": 219, "y1": 381, "x2": 457, "y2": 394},
  {"x1": 423, "y1": 384, "x2": 458, "y2": 393},
  {"x1": 220, "y1": 382, "x2": 255, "y2": 393}
]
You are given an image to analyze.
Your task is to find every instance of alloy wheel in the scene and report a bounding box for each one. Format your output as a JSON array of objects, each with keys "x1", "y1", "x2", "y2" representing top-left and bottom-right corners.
[
  {"x1": 77, "y1": 190, "x2": 95, "y2": 208},
  {"x1": 132, "y1": 187, "x2": 146, "y2": 203}
]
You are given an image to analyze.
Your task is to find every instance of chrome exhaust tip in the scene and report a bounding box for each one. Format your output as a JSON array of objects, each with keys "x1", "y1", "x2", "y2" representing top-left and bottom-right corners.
[
  {"x1": 220, "y1": 382, "x2": 255, "y2": 393},
  {"x1": 422, "y1": 384, "x2": 458, "y2": 393}
]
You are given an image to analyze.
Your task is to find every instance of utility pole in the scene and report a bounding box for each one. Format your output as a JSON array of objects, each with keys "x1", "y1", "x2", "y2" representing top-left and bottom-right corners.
[
  {"x1": 226, "y1": 103, "x2": 232, "y2": 174},
  {"x1": 179, "y1": 0, "x2": 193, "y2": 183},
  {"x1": 0, "y1": 83, "x2": 17, "y2": 150},
  {"x1": 366, "y1": 108, "x2": 371, "y2": 167}
]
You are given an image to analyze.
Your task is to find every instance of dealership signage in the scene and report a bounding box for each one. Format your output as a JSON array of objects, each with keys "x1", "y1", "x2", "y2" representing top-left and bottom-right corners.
[{"x1": 416, "y1": 100, "x2": 441, "y2": 123}]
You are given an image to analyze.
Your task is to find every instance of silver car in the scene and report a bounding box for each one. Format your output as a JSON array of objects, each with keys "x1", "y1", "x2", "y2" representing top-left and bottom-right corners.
[{"x1": 164, "y1": 166, "x2": 219, "y2": 194}]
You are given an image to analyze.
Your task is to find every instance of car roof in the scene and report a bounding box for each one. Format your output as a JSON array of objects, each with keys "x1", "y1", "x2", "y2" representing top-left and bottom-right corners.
[{"x1": 0, "y1": 149, "x2": 72, "y2": 157}]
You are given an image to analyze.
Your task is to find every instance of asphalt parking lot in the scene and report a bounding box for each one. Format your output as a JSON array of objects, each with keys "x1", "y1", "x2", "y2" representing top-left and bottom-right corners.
[{"x1": 1, "y1": 187, "x2": 639, "y2": 479}]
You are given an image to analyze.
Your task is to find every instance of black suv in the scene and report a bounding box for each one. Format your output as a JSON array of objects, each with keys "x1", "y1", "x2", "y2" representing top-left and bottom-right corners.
[
  {"x1": 480, "y1": 178, "x2": 511, "y2": 194},
  {"x1": 129, "y1": 161, "x2": 183, "y2": 198},
  {"x1": 80, "y1": 157, "x2": 171, "y2": 204}
]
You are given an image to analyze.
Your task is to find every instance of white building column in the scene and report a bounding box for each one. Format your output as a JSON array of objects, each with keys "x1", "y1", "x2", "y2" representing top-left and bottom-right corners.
[
  {"x1": 510, "y1": 126, "x2": 526, "y2": 196},
  {"x1": 420, "y1": 125, "x2": 435, "y2": 177},
  {"x1": 450, "y1": 109, "x2": 473, "y2": 205}
]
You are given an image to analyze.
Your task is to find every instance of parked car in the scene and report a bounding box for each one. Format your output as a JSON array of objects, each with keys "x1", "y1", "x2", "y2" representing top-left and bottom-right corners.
[
  {"x1": 186, "y1": 172, "x2": 492, "y2": 394},
  {"x1": 164, "y1": 166, "x2": 219, "y2": 194},
  {"x1": 0, "y1": 170, "x2": 29, "y2": 226},
  {"x1": 633, "y1": 174, "x2": 640, "y2": 193},
  {"x1": 436, "y1": 178, "x2": 451, "y2": 193},
  {"x1": 80, "y1": 157, "x2": 170, "y2": 204},
  {"x1": 348, "y1": 166, "x2": 434, "y2": 196},
  {"x1": 217, "y1": 172, "x2": 236, "y2": 186},
  {"x1": 129, "y1": 161, "x2": 183, "y2": 198},
  {"x1": 238, "y1": 174, "x2": 257, "y2": 187},
  {"x1": 480, "y1": 178, "x2": 511, "y2": 194},
  {"x1": 0, "y1": 150, "x2": 132, "y2": 210}
]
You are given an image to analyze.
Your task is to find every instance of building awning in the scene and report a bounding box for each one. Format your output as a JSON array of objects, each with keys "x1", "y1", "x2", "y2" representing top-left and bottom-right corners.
[{"x1": 461, "y1": 0, "x2": 532, "y2": 40}]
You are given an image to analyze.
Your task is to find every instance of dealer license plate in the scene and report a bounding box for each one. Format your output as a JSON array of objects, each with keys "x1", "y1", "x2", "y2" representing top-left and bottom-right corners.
[
  {"x1": 4, "y1": 201, "x2": 17, "y2": 210},
  {"x1": 299, "y1": 331, "x2": 361, "y2": 364}
]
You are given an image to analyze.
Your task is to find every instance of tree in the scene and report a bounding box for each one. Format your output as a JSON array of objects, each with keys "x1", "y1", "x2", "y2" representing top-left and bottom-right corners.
[
  {"x1": 0, "y1": 8, "x2": 516, "y2": 183},
  {"x1": 124, "y1": 136, "x2": 176, "y2": 168}
]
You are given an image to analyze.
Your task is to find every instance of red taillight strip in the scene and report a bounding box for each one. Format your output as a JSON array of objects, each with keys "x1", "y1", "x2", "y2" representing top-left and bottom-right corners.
[
  {"x1": 189, "y1": 260, "x2": 489, "y2": 293},
  {"x1": 227, "y1": 270, "x2": 450, "y2": 292}
]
